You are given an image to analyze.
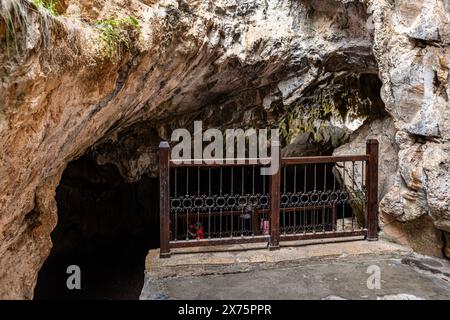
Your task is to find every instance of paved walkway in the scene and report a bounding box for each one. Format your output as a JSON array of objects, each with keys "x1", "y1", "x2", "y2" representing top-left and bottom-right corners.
[{"x1": 140, "y1": 240, "x2": 450, "y2": 300}]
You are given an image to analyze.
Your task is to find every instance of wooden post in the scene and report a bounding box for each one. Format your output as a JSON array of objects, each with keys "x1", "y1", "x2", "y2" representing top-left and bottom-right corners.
[
  {"x1": 252, "y1": 208, "x2": 260, "y2": 236},
  {"x1": 269, "y1": 142, "x2": 281, "y2": 250},
  {"x1": 366, "y1": 139, "x2": 379, "y2": 241},
  {"x1": 159, "y1": 141, "x2": 171, "y2": 258}
]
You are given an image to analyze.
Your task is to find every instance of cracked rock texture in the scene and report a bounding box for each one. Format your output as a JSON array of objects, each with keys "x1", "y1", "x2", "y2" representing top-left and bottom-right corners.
[
  {"x1": 336, "y1": 0, "x2": 450, "y2": 258},
  {"x1": 0, "y1": 0, "x2": 449, "y2": 299},
  {"x1": 364, "y1": 0, "x2": 450, "y2": 256}
]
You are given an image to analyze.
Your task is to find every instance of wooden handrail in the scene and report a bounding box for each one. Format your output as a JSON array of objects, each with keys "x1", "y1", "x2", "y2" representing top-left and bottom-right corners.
[
  {"x1": 281, "y1": 155, "x2": 369, "y2": 165},
  {"x1": 169, "y1": 155, "x2": 369, "y2": 167},
  {"x1": 169, "y1": 158, "x2": 272, "y2": 167}
]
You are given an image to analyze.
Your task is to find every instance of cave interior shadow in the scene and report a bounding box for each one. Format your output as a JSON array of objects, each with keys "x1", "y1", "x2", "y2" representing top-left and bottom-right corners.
[{"x1": 34, "y1": 155, "x2": 160, "y2": 300}]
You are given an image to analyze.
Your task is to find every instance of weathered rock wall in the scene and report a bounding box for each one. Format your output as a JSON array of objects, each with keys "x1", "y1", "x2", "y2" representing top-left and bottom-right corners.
[
  {"x1": 0, "y1": 0, "x2": 448, "y2": 299},
  {"x1": 344, "y1": 0, "x2": 450, "y2": 256},
  {"x1": 333, "y1": 0, "x2": 450, "y2": 257}
]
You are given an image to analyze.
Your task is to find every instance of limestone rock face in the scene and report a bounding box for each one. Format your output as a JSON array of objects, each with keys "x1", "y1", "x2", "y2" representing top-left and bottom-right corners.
[
  {"x1": 334, "y1": 0, "x2": 450, "y2": 256},
  {"x1": 361, "y1": 0, "x2": 449, "y2": 255},
  {"x1": 0, "y1": 0, "x2": 449, "y2": 299},
  {"x1": 334, "y1": 117, "x2": 398, "y2": 200}
]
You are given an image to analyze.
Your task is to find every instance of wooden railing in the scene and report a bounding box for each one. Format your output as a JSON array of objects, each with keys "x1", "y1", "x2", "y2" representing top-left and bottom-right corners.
[{"x1": 159, "y1": 140, "x2": 379, "y2": 258}]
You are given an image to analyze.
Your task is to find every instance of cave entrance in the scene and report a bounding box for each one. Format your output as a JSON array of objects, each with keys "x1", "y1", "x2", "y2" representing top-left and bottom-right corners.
[
  {"x1": 34, "y1": 155, "x2": 160, "y2": 300},
  {"x1": 33, "y1": 71, "x2": 385, "y2": 298},
  {"x1": 32, "y1": 148, "x2": 361, "y2": 300}
]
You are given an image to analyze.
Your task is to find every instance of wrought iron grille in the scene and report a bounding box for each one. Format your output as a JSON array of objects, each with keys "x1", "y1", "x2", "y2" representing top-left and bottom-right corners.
[
  {"x1": 278, "y1": 161, "x2": 367, "y2": 237},
  {"x1": 158, "y1": 140, "x2": 379, "y2": 257},
  {"x1": 169, "y1": 166, "x2": 270, "y2": 241}
]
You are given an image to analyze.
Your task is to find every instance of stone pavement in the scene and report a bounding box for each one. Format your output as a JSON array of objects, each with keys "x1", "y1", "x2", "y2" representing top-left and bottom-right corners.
[{"x1": 140, "y1": 239, "x2": 450, "y2": 300}]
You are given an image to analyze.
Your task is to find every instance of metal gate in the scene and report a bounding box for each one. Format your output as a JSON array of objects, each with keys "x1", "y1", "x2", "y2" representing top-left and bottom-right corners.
[{"x1": 159, "y1": 140, "x2": 378, "y2": 257}]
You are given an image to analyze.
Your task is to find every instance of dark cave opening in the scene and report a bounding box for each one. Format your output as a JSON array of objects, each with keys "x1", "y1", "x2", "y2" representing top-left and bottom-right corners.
[{"x1": 34, "y1": 155, "x2": 160, "y2": 300}]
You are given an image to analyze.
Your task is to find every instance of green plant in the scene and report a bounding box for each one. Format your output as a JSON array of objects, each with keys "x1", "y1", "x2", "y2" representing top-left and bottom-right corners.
[
  {"x1": 96, "y1": 16, "x2": 140, "y2": 62},
  {"x1": 1, "y1": 0, "x2": 29, "y2": 55},
  {"x1": 31, "y1": 0, "x2": 59, "y2": 15}
]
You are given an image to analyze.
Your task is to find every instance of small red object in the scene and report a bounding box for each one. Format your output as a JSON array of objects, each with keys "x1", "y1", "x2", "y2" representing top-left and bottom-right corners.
[{"x1": 197, "y1": 227, "x2": 204, "y2": 239}]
